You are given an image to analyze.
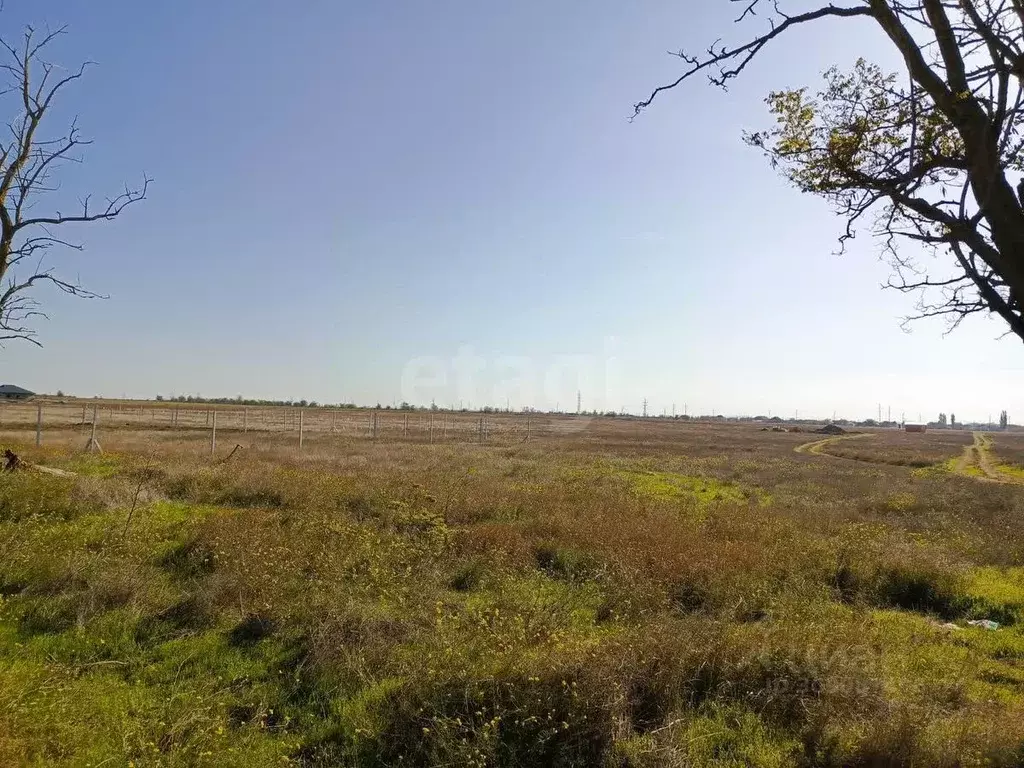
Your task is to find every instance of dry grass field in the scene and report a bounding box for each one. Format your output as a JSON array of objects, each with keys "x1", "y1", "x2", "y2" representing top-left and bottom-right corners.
[
  {"x1": 993, "y1": 433, "x2": 1024, "y2": 474},
  {"x1": 2, "y1": 411, "x2": 1024, "y2": 766},
  {"x1": 816, "y1": 429, "x2": 975, "y2": 468}
]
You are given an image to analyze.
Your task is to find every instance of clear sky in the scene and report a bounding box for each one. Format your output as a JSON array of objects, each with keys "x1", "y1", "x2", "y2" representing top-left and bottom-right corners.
[{"x1": 1, "y1": 0, "x2": 1020, "y2": 422}]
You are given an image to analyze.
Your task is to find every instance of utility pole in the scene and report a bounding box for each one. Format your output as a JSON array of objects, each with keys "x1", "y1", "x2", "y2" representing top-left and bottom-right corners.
[
  {"x1": 576, "y1": 390, "x2": 581, "y2": 415},
  {"x1": 672, "y1": 403, "x2": 676, "y2": 418},
  {"x1": 642, "y1": 398, "x2": 648, "y2": 418}
]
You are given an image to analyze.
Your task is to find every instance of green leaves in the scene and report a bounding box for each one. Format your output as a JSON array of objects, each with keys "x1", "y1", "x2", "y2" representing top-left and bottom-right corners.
[{"x1": 748, "y1": 57, "x2": 970, "y2": 212}]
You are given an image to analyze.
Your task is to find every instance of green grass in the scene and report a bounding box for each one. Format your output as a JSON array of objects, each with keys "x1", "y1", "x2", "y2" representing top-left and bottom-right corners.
[
  {"x1": 618, "y1": 468, "x2": 757, "y2": 505},
  {"x1": 3, "y1": 427, "x2": 1024, "y2": 765},
  {"x1": 565, "y1": 463, "x2": 770, "y2": 509},
  {"x1": 997, "y1": 463, "x2": 1024, "y2": 481}
]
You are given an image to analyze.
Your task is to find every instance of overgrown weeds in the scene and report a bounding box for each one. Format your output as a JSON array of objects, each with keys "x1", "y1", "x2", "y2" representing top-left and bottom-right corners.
[{"x1": 2, "y1": 424, "x2": 1024, "y2": 765}]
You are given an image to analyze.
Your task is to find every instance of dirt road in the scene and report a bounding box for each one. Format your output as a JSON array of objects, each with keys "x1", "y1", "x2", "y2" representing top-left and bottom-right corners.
[
  {"x1": 794, "y1": 433, "x2": 874, "y2": 457},
  {"x1": 795, "y1": 431, "x2": 1023, "y2": 485},
  {"x1": 952, "y1": 432, "x2": 1023, "y2": 484}
]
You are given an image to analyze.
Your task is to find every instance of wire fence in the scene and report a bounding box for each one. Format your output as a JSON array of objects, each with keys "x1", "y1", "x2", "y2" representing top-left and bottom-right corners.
[{"x1": 0, "y1": 400, "x2": 590, "y2": 452}]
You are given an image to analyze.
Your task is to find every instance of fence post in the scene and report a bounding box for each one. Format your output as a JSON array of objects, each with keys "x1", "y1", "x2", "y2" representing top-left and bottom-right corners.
[
  {"x1": 332, "y1": 411, "x2": 337, "y2": 433},
  {"x1": 404, "y1": 413, "x2": 409, "y2": 439},
  {"x1": 35, "y1": 403, "x2": 42, "y2": 446},
  {"x1": 429, "y1": 412, "x2": 434, "y2": 444},
  {"x1": 299, "y1": 409, "x2": 304, "y2": 449},
  {"x1": 211, "y1": 410, "x2": 217, "y2": 456},
  {"x1": 243, "y1": 407, "x2": 248, "y2": 434},
  {"x1": 81, "y1": 404, "x2": 86, "y2": 425},
  {"x1": 443, "y1": 414, "x2": 448, "y2": 440},
  {"x1": 479, "y1": 415, "x2": 484, "y2": 443},
  {"x1": 526, "y1": 416, "x2": 531, "y2": 442},
  {"x1": 85, "y1": 405, "x2": 101, "y2": 453},
  {"x1": 373, "y1": 412, "x2": 379, "y2": 440}
]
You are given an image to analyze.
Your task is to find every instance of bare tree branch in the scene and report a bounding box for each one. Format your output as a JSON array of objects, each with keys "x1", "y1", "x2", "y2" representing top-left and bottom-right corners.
[
  {"x1": 636, "y1": 0, "x2": 1024, "y2": 342},
  {"x1": 633, "y1": 4, "x2": 874, "y2": 118},
  {"x1": 0, "y1": 17, "x2": 147, "y2": 346}
]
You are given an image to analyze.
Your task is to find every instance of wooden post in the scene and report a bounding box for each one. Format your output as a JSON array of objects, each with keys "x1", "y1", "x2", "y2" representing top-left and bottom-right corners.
[
  {"x1": 404, "y1": 413, "x2": 409, "y2": 439},
  {"x1": 243, "y1": 407, "x2": 248, "y2": 433},
  {"x1": 526, "y1": 416, "x2": 531, "y2": 442},
  {"x1": 443, "y1": 414, "x2": 448, "y2": 440},
  {"x1": 206, "y1": 410, "x2": 210, "y2": 427},
  {"x1": 429, "y1": 412, "x2": 434, "y2": 444},
  {"x1": 299, "y1": 409, "x2": 305, "y2": 449},
  {"x1": 211, "y1": 410, "x2": 217, "y2": 456},
  {"x1": 85, "y1": 405, "x2": 101, "y2": 453},
  {"x1": 81, "y1": 404, "x2": 87, "y2": 425},
  {"x1": 479, "y1": 415, "x2": 484, "y2": 442},
  {"x1": 332, "y1": 410, "x2": 337, "y2": 433},
  {"x1": 35, "y1": 403, "x2": 42, "y2": 447},
  {"x1": 368, "y1": 411, "x2": 373, "y2": 438},
  {"x1": 373, "y1": 412, "x2": 379, "y2": 440}
]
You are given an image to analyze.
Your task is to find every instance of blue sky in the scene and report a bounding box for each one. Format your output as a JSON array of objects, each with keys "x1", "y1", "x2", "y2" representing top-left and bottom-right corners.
[{"x1": 1, "y1": 0, "x2": 1020, "y2": 422}]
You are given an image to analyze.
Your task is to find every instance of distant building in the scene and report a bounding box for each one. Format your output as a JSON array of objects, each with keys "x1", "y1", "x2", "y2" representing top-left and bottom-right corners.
[
  {"x1": 0, "y1": 384, "x2": 35, "y2": 400},
  {"x1": 904, "y1": 423, "x2": 927, "y2": 433}
]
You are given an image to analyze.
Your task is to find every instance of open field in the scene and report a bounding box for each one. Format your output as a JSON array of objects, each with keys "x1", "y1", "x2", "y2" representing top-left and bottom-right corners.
[
  {"x1": 993, "y1": 433, "x2": 1024, "y2": 474},
  {"x1": 816, "y1": 429, "x2": 975, "y2": 468},
  {"x1": 3, "y1": 418, "x2": 1024, "y2": 765},
  {"x1": 0, "y1": 400, "x2": 559, "y2": 443}
]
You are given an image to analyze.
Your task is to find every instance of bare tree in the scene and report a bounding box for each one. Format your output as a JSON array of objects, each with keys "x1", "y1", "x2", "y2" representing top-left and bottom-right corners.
[
  {"x1": 635, "y1": 0, "x2": 1024, "y2": 342},
  {"x1": 0, "y1": 23, "x2": 148, "y2": 346}
]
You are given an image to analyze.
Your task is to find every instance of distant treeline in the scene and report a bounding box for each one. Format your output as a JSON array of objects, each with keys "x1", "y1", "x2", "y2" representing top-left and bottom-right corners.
[
  {"x1": 45, "y1": 394, "x2": 1014, "y2": 426},
  {"x1": 150, "y1": 395, "x2": 358, "y2": 409}
]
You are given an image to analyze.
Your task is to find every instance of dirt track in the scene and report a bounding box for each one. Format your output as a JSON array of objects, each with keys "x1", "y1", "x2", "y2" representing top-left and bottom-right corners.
[
  {"x1": 952, "y1": 432, "x2": 1023, "y2": 484},
  {"x1": 794, "y1": 433, "x2": 874, "y2": 457},
  {"x1": 796, "y1": 430, "x2": 1024, "y2": 485}
]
